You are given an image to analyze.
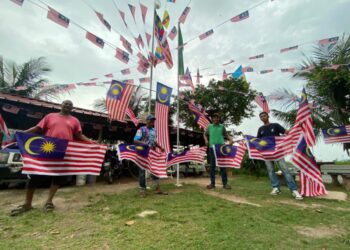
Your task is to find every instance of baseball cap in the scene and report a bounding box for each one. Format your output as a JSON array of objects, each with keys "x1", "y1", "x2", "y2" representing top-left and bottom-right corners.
[{"x1": 146, "y1": 114, "x2": 156, "y2": 121}]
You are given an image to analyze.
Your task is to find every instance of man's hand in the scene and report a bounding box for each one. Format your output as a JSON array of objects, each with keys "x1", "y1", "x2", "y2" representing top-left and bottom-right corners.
[{"x1": 204, "y1": 139, "x2": 209, "y2": 146}]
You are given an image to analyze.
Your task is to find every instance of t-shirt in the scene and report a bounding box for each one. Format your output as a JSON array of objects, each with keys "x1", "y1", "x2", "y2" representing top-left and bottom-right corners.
[
  {"x1": 257, "y1": 123, "x2": 286, "y2": 138},
  {"x1": 37, "y1": 113, "x2": 82, "y2": 140},
  {"x1": 205, "y1": 124, "x2": 227, "y2": 147},
  {"x1": 133, "y1": 126, "x2": 156, "y2": 146}
]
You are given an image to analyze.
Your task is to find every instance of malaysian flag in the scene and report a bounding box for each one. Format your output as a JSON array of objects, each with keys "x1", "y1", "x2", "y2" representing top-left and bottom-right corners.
[
  {"x1": 223, "y1": 59, "x2": 235, "y2": 66},
  {"x1": 140, "y1": 3, "x2": 147, "y2": 24},
  {"x1": 318, "y1": 36, "x2": 339, "y2": 45},
  {"x1": 120, "y1": 36, "x2": 133, "y2": 54},
  {"x1": 179, "y1": 6, "x2": 191, "y2": 24},
  {"x1": 106, "y1": 80, "x2": 135, "y2": 122},
  {"x1": 117, "y1": 143, "x2": 167, "y2": 178},
  {"x1": 135, "y1": 35, "x2": 145, "y2": 49},
  {"x1": 105, "y1": 73, "x2": 113, "y2": 78},
  {"x1": 128, "y1": 4, "x2": 136, "y2": 22},
  {"x1": 291, "y1": 137, "x2": 327, "y2": 197},
  {"x1": 86, "y1": 32, "x2": 104, "y2": 49},
  {"x1": 295, "y1": 88, "x2": 316, "y2": 147},
  {"x1": 280, "y1": 45, "x2": 298, "y2": 53},
  {"x1": 145, "y1": 32, "x2": 151, "y2": 46},
  {"x1": 196, "y1": 68, "x2": 201, "y2": 84},
  {"x1": 249, "y1": 54, "x2": 264, "y2": 60},
  {"x1": 0, "y1": 113, "x2": 11, "y2": 137},
  {"x1": 47, "y1": 7, "x2": 70, "y2": 28},
  {"x1": 245, "y1": 126, "x2": 302, "y2": 161},
  {"x1": 115, "y1": 48, "x2": 130, "y2": 64},
  {"x1": 242, "y1": 66, "x2": 254, "y2": 72},
  {"x1": 213, "y1": 143, "x2": 246, "y2": 168},
  {"x1": 118, "y1": 9, "x2": 128, "y2": 28},
  {"x1": 137, "y1": 64, "x2": 148, "y2": 75},
  {"x1": 2, "y1": 104, "x2": 20, "y2": 114},
  {"x1": 322, "y1": 125, "x2": 350, "y2": 144},
  {"x1": 95, "y1": 11, "x2": 111, "y2": 31},
  {"x1": 231, "y1": 10, "x2": 249, "y2": 22},
  {"x1": 155, "y1": 82, "x2": 172, "y2": 154},
  {"x1": 16, "y1": 132, "x2": 107, "y2": 176},
  {"x1": 121, "y1": 68, "x2": 131, "y2": 75},
  {"x1": 188, "y1": 102, "x2": 210, "y2": 130},
  {"x1": 125, "y1": 107, "x2": 139, "y2": 126},
  {"x1": 11, "y1": 0, "x2": 24, "y2": 6},
  {"x1": 139, "y1": 77, "x2": 150, "y2": 83},
  {"x1": 260, "y1": 69, "x2": 273, "y2": 74},
  {"x1": 281, "y1": 68, "x2": 295, "y2": 73},
  {"x1": 76, "y1": 82, "x2": 96, "y2": 86},
  {"x1": 199, "y1": 29, "x2": 214, "y2": 40},
  {"x1": 168, "y1": 26, "x2": 177, "y2": 40},
  {"x1": 255, "y1": 93, "x2": 270, "y2": 113},
  {"x1": 223, "y1": 70, "x2": 228, "y2": 80},
  {"x1": 166, "y1": 147, "x2": 207, "y2": 167}
]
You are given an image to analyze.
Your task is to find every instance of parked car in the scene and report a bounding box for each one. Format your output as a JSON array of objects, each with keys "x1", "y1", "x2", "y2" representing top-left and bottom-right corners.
[{"x1": 167, "y1": 162, "x2": 206, "y2": 177}]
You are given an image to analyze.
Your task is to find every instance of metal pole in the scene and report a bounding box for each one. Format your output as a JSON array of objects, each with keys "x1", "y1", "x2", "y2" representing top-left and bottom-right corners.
[
  {"x1": 176, "y1": 21, "x2": 182, "y2": 187},
  {"x1": 148, "y1": 5, "x2": 157, "y2": 115}
]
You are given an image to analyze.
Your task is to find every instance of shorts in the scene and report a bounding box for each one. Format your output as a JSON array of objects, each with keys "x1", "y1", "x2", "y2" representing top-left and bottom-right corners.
[{"x1": 27, "y1": 175, "x2": 70, "y2": 189}]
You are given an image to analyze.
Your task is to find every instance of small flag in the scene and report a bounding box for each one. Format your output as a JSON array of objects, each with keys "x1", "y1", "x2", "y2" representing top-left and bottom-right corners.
[
  {"x1": 322, "y1": 125, "x2": 350, "y2": 144},
  {"x1": 135, "y1": 35, "x2": 144, "y2": 49},
  {"x1": 139, "y1": 77, "x2": 150, "y2": 83},
  {"x1": 260, "y1": 69, "x2": 273, "y2": 74},
  {"x1": 223, "y1": 59, "x2": 234, "y2": 66},
  {"x1": 231, "y1": 10, "x2": 249, "y2": 22},
  {"x1": 255, "y1": 93, "x2": 270, "y2": 113},
  {"x1": 318, "y1": 36, "x2": 339, "y2": 45},
  {"x1": 121, "y1": 68, "x2": 131, "y2": 75},
  {"x1": 179, "y1": 6, "x2": 191, "y2": 24},
  {"x1": 199, "y1": 29, "x2": 214, "y2": 40},
  {"x1": 105, "y1": 73, "x2": 113, "y2": 78},
  {"x1": 10, "y1": 0, "x2": 24, "y2": 6},
  {"x1": 162, "y1": 10, "x2": 170, "y2": 28},
  {"x1": 137, "y1": 64, "x2": 148, "y2": 75},
  {"x1": 223, "y1": 70, "x2": 228, "y2": 80},
  {"x1": 86, "y1": 32, "x2": 104, "y2": 49},
  {"x1": 140, "y1": 3, "x2": 148, "y2": 24},
  {"x1": 118, "y1": 10, "x2": 128, "y2": 27},
  {"x1": 323, "y1": 64, "x2": 340, "y2": 70},
  {"x1": 0, "y1": 113, "x2": 11, "y2": 137},
  {"x1": 125, "y1": 107, "x2": 139, "y2": 126},
  {"x1": 242, "y1": 66, "x2": 254, "y2": 72},
  {"x1": 280, "y1": 45, "x2": 298, "y2": 53},
  {"x1": 115, "y1": 48, "x2": 130, "y2": 64},
  {"x1": 281, "y1": 68, "x2": 295, "y2": 73},
  {"x1": 213, "y1": 143, "x2": 246, "y2": 168},
  {"x1": 95, "y1": 11, "x2": 111, "y2": 31},
  {"x1": 2, "y1": 104, "x2": 20, "y2": 114},
  {"x1": 249, "y1": 54, "x2": 264, "y2": 60},
  {"x1": 128, "y1": 4, "x2": 136, "y2": 22},
  {"x1": 168, "y1": 26, "x2": 177, "y2": 40},
  {"x1": 196, "y1": 68, "x2": 201, "y2": 84},
  {"x1": 145, "y1": 32, "x2": 151, "y2": 46},
  {"x1": 47, "y1": 7, "x2": 70, "y2": 28},
  {"x1": 232, "y1": 65, "x2": 243, "y2": 79}
]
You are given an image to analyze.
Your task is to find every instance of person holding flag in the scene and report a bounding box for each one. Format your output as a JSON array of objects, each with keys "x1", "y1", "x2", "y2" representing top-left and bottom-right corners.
[
  {"x1": 134, "y1": 114, "x2": 167, "y2": 197},
  {"x1": 257, "y1": 111, "x2": 303, "y2": 200},
  {"x1": 204, "y1": 113, "x2": 233, "y2": 189},
  {"x1": 11, "y1": 100, "x2": 94, "y2": 216}
]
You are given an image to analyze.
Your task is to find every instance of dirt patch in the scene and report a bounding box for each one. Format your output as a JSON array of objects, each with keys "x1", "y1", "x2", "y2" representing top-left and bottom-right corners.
[
  {"x1": 273, "y1": 200, "x2": 324, "y2": 209},
  {"x1": 295, "y1": 225, "x2": 345, "y2": 238},
  {"x1": 317, "y1": 191, "x2": 348, "y2": 201},
  {"x1": 204, "y1": 191, "x2": 261, "y2": 207},
  {"x1": 137, "y1": 210, "x2": 158, "y2": 218}
]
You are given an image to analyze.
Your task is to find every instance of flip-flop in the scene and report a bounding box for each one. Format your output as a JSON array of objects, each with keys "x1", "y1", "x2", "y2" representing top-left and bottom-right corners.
[
  {"x1": 43, "y1": 202, "x2": 55, "y2": 212},
  {"x1": 10, "y1": 204, "x2": 33, "y2": 217}
]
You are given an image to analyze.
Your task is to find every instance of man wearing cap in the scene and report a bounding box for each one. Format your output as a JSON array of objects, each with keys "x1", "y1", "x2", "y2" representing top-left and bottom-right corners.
[
  {"x1": 204, "y1": 113, "x2": 233, "y2": 189},
  {"x1": 133, "y1": 114, "x2": 167, "y2": 197}
]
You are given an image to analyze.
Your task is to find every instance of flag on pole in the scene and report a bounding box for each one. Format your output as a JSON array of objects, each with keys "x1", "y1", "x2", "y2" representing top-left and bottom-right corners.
[
  {"x1": 140, "y1": 3, "x2": 148, "y2": 24},
  {"x1": 223, "y1": 60, "x2": 235, "y2": 66},
  {"x1": 295, "y1": 88, "x2": 316, "y2": 147},
  {"x1": 128, "y1": 4, "x2": 136, "y2": 22},
  {"x1": 95, "y1": 11, "x2": 111, "y2": 31},
  {"x1": 291, "y1": 137, "x2": 327, "y2": 197},
  {"x1": 11, "y1": 0, "x2": 24, "y2": 6},
  {"x1": 145, "y1": 32, "x2": 151, "y2": 46},
  {"x1": 178, "y1": 25, "x2": 184, "y2": 76},
  {"x1": 281, "y1": 68, "x2": 295, "y2": 73},
  {"x1": 318, "y1": 36, "x2": 339, "y2": 45},
  {"x1": 260, "y1": 69, "x2": 273, "y2": 74},
  {"x1": 231, "y1": 10, "x2": 249, "y2": 22},
  {"x1": 106, "y1": 80, "x2": 135, "y2": 122},
  {"x1": 16, "y1": 132, "x2": 107, "y2": 176},
  {"x1": 199, "y1": 29, "x2": 214, "y2": 40},
  {"x1": 255, "y1": 93, "x2": 270, "y2": 113},
  {"x1": 86, "y1": 32, "x2": 104, "y2": 49},
  {"x1": 179, "y1": 6, "x2": 191, "y2": 24},
  {"x1": 126, "y1": 107, "x2": 139, "y2": 126},
  {"x1": 115, "y1": 48, "x2": 130, "y2": 64},
  {"x1": 154, "y1": 11, "x2": 173, "y2": 69},
  {"x1": 121, "y1": 68, "x2": 131, "y2": 75},
  {"x1": 47, "y1": 7, "x2": 70, "y2": 28},
  {"x1": 322, "y1": 125, "x2": 350, "y2": 144},
  {"x1": 249, "y1": 54, "x2": 264, "y2": 60},
  {"x1": 0, "y1": 113, "x2": 11, "y2": 137},
  {"x1": 245, "y1": 126, "x2": 302, "y2": 161},
  {"x1": 166, "y1": 147, "x2": 207, "y2": 167},
  {"x1": 168, "y1": 26, "x2": 177, "y2": 40},
  {"x1": 232, "y1": 65, "x2": 243, "y2": 79},
  {"x1": 155, "y1": 82, "x2": 172, "y2": 154},
  {"x1": 280, "y1": 45, "x2": 298, "y2": 53},
  {"x1": 162, "y1": 10, "x2": 170, "y2": 28},
  {"x1": 117, "y1": 143, "x2": 167, "y2": 178},
  {"x1": 120, "y1": 36, "x2": 133, "y2": 54},
  {"x1": 213, "y1": 143, "x2": 246, "y2": 168}
]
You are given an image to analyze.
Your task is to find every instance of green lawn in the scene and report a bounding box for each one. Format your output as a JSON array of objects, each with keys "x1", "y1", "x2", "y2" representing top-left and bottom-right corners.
[{"x1": 0, "y1": 175, "x2": 349, "y2": 250}]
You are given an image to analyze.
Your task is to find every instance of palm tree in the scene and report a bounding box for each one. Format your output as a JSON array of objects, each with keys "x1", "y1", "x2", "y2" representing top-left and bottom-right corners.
[
  {"x1": 270, "y1": 34, "x2": 350, "y2": 151},
  {"x1": 0, "y1": 57, "x2": 57, "y2": 100}
]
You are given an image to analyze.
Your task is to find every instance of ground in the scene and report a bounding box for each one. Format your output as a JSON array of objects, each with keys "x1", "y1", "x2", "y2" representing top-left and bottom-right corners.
[{"x1": 0, "y1": 175, "x2": 349, "y2": 250}]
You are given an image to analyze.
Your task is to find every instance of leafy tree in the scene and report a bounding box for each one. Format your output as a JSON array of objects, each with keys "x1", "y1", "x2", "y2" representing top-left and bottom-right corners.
[{"x1": 0, "y1": 57, "x2": 57, "y2": 100}]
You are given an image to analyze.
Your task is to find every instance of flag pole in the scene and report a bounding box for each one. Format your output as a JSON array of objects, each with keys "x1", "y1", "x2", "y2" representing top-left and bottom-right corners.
[{"x1": 175, "y1": 21, "x2": 182, "y2": 187}]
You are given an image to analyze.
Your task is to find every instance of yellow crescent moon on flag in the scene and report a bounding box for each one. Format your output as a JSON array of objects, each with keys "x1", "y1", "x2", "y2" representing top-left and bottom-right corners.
[
  {"x1": 327, "y1": 128, "x2": 335, "y2": 136},
  {"x1": 219, "y1": 145, "x2": 228, "y2": 156},
  {"x1": 306, "y1": 147, "x2": 313, "y2": 158},
  {"x1": 24, "y1": 136, "x2": 45, "y2": 155},
  {"x1": 249, "y1": 138, "x2": 258, "y2": 143},
  {"x1": 110, "y1": 83, "x2": 124, "y2": 96},
  {"x1": 158, "y1": 87, "x2": 169, "y2": 103},
  {"x1": 126, "y1": 145, "x2": 135, "y2": 151},
  {"x1": 301, "y1": 92, "x2": 307, "y2": 102}
]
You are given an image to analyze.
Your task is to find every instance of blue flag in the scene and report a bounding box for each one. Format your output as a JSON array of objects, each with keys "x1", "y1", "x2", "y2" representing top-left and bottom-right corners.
[{"x1": 232, "y1": 65, "x2": 243, "y2": 79}]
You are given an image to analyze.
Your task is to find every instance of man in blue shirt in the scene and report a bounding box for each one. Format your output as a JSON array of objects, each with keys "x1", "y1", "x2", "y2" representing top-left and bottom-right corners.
[{"x1": 134, "y1": 114, "x2": 167, "y2": 197}]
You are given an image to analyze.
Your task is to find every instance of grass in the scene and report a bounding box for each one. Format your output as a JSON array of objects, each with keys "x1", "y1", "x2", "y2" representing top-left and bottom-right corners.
[{"x1": 0, "y1": 175, "x2": 350, "y2": 250}]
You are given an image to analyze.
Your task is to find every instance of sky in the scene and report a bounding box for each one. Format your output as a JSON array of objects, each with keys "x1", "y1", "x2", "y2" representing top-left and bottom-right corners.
[{"x1": 1, "y1": 0, "x2": 350, "y2": 161}]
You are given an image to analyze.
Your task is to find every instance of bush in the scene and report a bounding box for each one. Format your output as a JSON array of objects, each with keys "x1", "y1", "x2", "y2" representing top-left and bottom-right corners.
[{"x1": 237, "y1": 153, "x2": 267, "y2": 177}]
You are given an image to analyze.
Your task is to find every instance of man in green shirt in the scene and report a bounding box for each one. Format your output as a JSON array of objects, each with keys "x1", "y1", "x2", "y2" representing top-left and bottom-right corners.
[{"x1": 204, "y1": 113, "x2": 233, "y2": 189}]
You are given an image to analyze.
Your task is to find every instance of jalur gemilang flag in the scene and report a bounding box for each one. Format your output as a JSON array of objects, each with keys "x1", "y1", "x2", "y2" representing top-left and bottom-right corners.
[
  {"x1": 213, "y1": 143, "x2": 246, "y2": 168},
  {"x1": 16, "y1": 132, "x2": 107, "y2": 176},
  {"x1": 155, "y1": 82, "x2": 172, "y2": 154},
  {"x1": 291, "y1": 137, "x2": 327, "y2": 197}
]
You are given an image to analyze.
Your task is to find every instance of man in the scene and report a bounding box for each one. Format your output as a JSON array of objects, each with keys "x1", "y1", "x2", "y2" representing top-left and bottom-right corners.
[
  {"x1": 133, "y1": 114, "x2": 167, "y2": 197},
  {"x1": 11, "y1": 100, "x2": 93, "y2": 216},
  {"x1": 257, "y1": 111, "x2": 303, "y2": 200},
  {"x1": 204, "y1": 113, "x2": 233, "y2": 189}
]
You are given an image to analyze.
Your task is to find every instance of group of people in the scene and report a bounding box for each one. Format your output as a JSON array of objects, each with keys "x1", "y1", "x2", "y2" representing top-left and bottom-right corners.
[{"x1": 10, "y1": 100, "x2": 302, "y2": 216}]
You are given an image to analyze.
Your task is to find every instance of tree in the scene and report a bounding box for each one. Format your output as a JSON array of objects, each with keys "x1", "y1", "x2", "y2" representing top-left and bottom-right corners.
[
  {"x1": 0, "y1": 57, "x2": 57, "y2": 100},
  {"x1": 178, "y1": 77, "x2": 256, "y2": 130},
  {"x1": 271, "y1": 34, "x2": 350, "y2": 151}
]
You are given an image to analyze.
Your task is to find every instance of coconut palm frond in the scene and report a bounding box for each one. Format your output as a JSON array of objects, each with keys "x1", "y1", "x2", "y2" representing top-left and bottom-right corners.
[
  {"x1": 92, "y1": 97, "x2": 107, "y2": 112},
  {"x1": 268, "y1": 88, "x2": 299, "y2": 110}
]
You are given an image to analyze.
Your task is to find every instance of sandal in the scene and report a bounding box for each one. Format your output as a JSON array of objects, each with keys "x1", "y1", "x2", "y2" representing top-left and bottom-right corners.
[
  {"x1": 43, "y1": 202, "x2": 55, "y2": 212},
  {"x1": 10, "y1": 204, "x2": 33, "y2": 217},
  {"x1": 154, "y1": 190, "x2": 168, "y2": 195}
]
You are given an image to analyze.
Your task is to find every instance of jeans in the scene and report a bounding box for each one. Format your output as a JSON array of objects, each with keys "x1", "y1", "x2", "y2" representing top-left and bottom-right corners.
[
  {"x1": 209, "y1": 148, "x2": 228, "y2": 186},
  {"x1": 265, "y1": 159, "x2": 297, "y2": 191},
  {"x1": 139, "y1": 168, "x2": 160, "y2": 190}
]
